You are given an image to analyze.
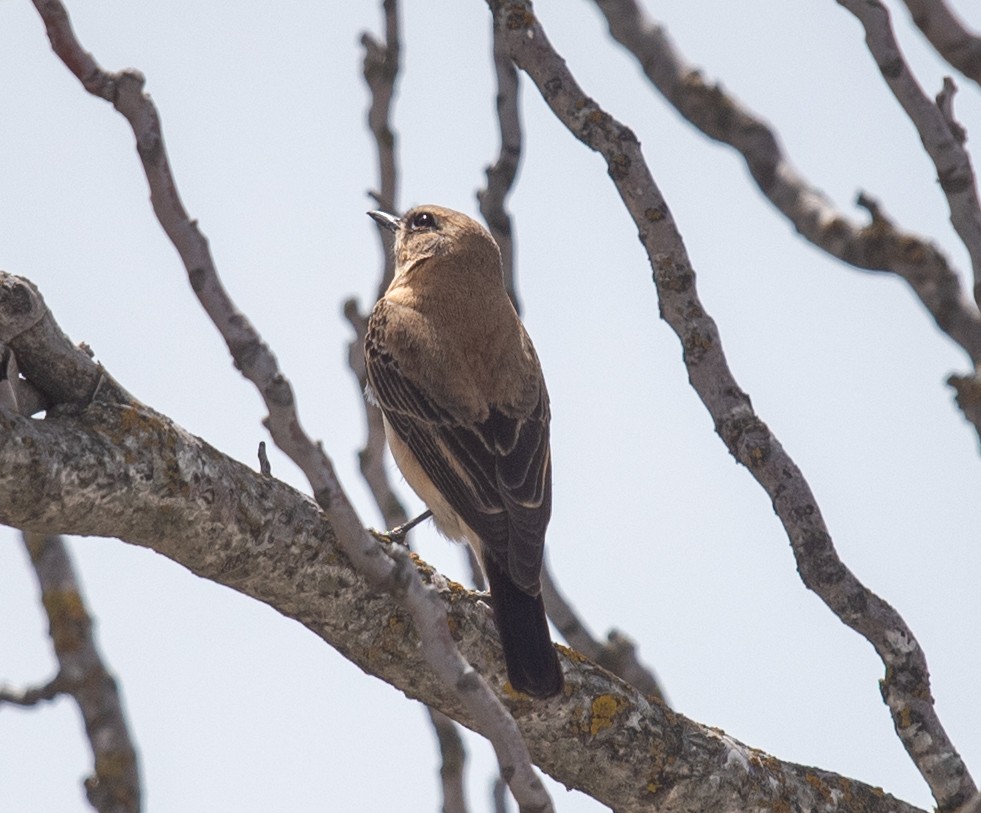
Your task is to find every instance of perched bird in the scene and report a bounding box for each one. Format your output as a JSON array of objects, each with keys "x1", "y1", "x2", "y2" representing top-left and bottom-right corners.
[{"x1": 364, "y1": 204, "x2": 563, "y2": 698}]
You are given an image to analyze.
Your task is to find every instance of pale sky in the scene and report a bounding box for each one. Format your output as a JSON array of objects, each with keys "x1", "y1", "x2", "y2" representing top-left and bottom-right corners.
[{"x1": 2, "y1": 2, "x2": 979, "y2": 811}]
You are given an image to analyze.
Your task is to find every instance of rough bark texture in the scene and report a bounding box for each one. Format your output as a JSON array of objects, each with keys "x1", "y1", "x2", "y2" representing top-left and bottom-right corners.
[{"x1": 0, "y1": 396, "x2": 926, "y2": 813}]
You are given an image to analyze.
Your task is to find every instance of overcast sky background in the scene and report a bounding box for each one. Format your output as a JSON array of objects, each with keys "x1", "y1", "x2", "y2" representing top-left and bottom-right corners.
[{"x1": 2, "y1": 1, "x2": 979, "y2": 811}]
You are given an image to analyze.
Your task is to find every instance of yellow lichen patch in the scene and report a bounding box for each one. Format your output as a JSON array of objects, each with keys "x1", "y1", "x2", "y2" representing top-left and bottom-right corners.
[
  {"x1": 589, "y1": 693, "x2": 624, "y2": 736},
  {"x1": 804, "y1": 771, "x2": 831, "y2": 801},
  {"x1": 559, "y1": 645, "x2": 589, "y2": 663},
  {"x1": 42, "y1": 588, "x2": 88, "y2": 652}
]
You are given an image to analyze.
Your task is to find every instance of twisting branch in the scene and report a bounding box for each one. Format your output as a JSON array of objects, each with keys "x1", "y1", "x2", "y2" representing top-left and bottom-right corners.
[
  {"x1": 486, "y1": 1, "x2": 977, "y2": 810},
  {"x1": 0, "y1": 267, "x2": 928, "y2": 812},
  {"x1": 31, "y1": 3, "x2": 551, "y2": 810},
  {"x1": 899, "y1": 0, "x2": 981, "y2": 86},
  {"x1": 477, "y1": 21, "x2": 523, "y2": 309},
  {"x1": 591, "y1": 0, "x2": 981, "y2": 366},
  {"x1": 4, "y1": 533, "x2": 141, "y2": 813},
  {"x1": 838, "y1": 0, "x2": 981, "y2": 309}
]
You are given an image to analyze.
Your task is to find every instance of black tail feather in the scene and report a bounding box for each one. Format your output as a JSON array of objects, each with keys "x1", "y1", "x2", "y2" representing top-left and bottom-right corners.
[{"x1": 484, "y1": 558, "x2": 563, "y2": 698}]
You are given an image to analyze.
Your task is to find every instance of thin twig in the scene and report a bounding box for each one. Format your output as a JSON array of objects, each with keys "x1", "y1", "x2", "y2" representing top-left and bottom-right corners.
[
  {"x1": 30, "y1": 1, "x2": 551, "y2": 809},
  {"x1": 488, "y1": 2, "x2": 977, "y2": 810},
  {"x1": 0, "y1": 674, "x2": 67, "y2": 707}
]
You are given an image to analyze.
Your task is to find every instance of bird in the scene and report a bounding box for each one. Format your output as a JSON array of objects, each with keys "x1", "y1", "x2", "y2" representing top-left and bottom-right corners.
[{"x1": 364, "y1": 204, "x2": 563, "y2": 698}]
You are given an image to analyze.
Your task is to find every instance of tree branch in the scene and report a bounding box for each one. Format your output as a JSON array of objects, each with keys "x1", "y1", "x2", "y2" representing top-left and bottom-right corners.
[
  {"x1": 839, "y1": 0, "x2": 981, "y2": 309},
  {"x1": 899, "y1": 0, "x2": 981, "y2": 86},
  {"x1": 590, "y1": 0, "x2": 981, "y2": 439},
  {"x1": 0, "y1": 271, "x2": 925, "y2": 812},
  {"x1": 362, "y1": 0, "x2": 401, "y2": 299},
  {"x1": 5, "y1": 533, "x2": 141, "y2": 813},
  {"x1": 486, "y1": 2, "x2": 977, "y2": 810},
  {"x1": 477, "y1": 19, "x2": 523, "y2": 310}
]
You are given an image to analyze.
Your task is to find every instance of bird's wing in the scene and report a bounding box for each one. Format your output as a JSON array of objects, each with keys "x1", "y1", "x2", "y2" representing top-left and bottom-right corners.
[{"x1": 366, "y1": 339, "x2": 551, "y2": 593}]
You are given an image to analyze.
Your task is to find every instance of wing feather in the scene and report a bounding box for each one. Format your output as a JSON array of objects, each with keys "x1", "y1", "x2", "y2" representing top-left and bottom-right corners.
[{"x1": 365, "y1": 325, "x2": 551, "y2": 593}]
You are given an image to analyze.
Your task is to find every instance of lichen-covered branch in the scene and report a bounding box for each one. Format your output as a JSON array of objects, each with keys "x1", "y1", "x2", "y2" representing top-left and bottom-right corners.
[
  {"x1": 0, "y1": 272, "x2": 925, "y2": 813},
  {"x1": 486, "y1": 1, "x2": 977, "y2": 809}
]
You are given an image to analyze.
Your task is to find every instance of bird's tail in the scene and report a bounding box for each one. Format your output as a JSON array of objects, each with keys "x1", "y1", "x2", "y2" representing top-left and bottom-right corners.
[{"x1": 484, "y1": 558, "x2": 563, "y2": 698}]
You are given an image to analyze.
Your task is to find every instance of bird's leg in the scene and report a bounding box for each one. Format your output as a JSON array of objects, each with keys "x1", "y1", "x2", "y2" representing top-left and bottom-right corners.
[{"x1": 368, "y1": 510, "x2": 433, "y2": 546}]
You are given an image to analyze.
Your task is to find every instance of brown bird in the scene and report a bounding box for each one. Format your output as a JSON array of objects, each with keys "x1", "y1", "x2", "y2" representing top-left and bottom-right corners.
[{"x1": 364, "y1": 204, "x2": 563, "y2": 698}]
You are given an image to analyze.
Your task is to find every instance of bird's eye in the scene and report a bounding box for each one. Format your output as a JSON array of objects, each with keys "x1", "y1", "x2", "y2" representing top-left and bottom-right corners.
[{"x1": 408, "y1": 211, "x2": 437, "y2": 230}]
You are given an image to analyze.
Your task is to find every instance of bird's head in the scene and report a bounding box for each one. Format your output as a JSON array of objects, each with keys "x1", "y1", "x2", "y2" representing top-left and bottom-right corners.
[{"x1": 368, "y1": 205, "x2": 502, "y2": 281}]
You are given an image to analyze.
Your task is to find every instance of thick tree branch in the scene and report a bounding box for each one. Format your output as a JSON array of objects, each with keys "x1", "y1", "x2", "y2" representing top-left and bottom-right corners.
[
  {"x1": 0, "y1": 290, "x2": 925, "y2": 812},
  {"x1": 590, "y1": 0, "x2": 981, "y2": 439},
  {"x1": 899, "y1": 0, "x2": 981, "y2": 86},
  {"x1": 487, "y1": 2, "x2": 977, "y2": 810}
]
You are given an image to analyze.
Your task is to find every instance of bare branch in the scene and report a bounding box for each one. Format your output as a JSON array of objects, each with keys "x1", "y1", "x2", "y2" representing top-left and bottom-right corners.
[
  {"x1": 839, "y1": 0, "x2": 981, "y2": 310},
  {"x1": 487, "y1": 2, "x2": 977, "y2": 809},
  {"x1": 0, "y1": 272, "x2": 126, "y2": 410},
  {"x1": 477, "y1": 21, "x2": 523, "y2": 310},
  {"x1": 18, "y1": 532, "x2": 141, "y2": 813},
  {"x1": 0, "y1": 674, "x2": 67, "y2": 707},
  {"x1": 430, "y1": 708, "x2": 469, "y2": 813},
  {"x1": 590, "y1": 0, "x2": 981, "y2": 370},
  {"x1": 0, "y1": 295, "x2": 928, "y2": 812},
  {"x1": 899, "y1": 0, "x2": 981, "y2": 86}
]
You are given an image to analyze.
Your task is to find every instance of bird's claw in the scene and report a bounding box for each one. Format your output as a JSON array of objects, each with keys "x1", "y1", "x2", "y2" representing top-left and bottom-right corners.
[{"x1": 368, "y1": 527, "x2": 409, "y2": 547}]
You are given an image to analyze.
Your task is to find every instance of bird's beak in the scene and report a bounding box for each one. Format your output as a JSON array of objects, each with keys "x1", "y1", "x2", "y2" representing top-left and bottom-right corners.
[{"x1": 368, "y1": 210, "x2": 402, "y2": 233}]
